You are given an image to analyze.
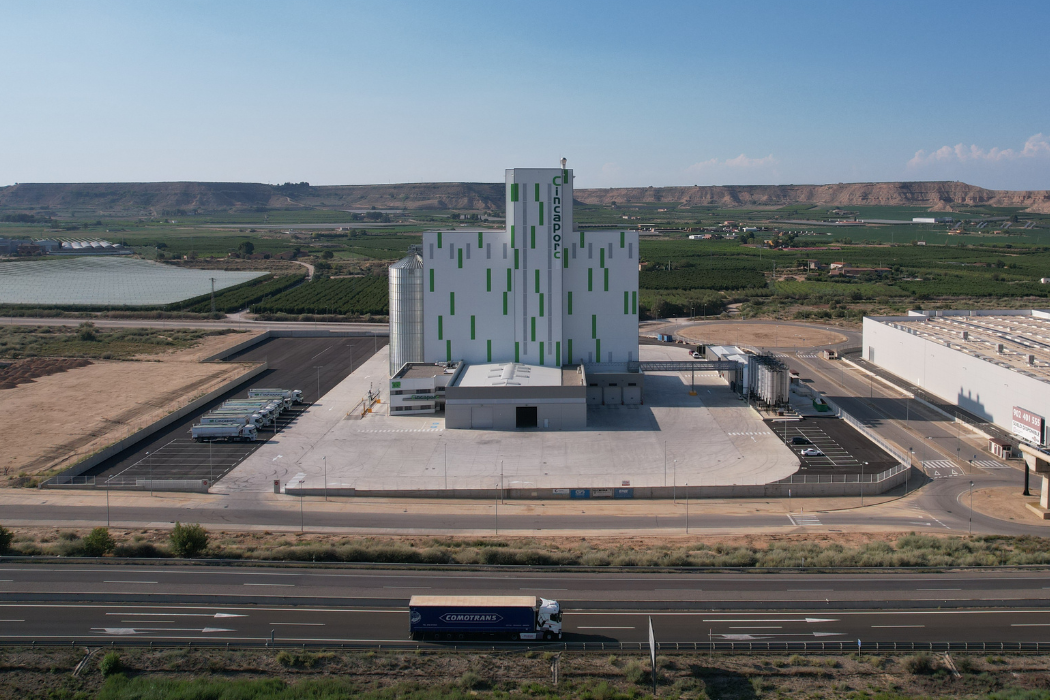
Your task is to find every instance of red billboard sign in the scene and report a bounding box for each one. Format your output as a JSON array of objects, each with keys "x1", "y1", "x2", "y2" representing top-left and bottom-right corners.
[{"x1": 1012, "y1": 406, "x2": 1044, "y2": 443}]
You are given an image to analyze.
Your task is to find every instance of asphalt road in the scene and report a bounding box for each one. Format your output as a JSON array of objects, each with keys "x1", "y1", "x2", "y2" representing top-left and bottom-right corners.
[
  {"x1": 0, "y1": 316, "x2": 389, "y2": 333},
  {"x1": 2, "y1": 564, "x2": 1050, "y2": 645},
  {"x1": 84, "y1": 336, "x2": 387, "y2": 484}
]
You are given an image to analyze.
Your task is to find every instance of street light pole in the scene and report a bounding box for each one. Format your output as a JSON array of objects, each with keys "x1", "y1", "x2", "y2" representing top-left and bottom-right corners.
[
  {"x1": 673, "y1": 459, "x2": 677, "y2": 504},
  {"x1": 147, "y1": 451, "x2": 152, "y2": 497},
  {"x1": 685, "y1": 483, "x2": 689, "y2": 533},
  {"x1": 663, "y1": 441, "x2": 667, "y2": 488},
  {"x1": 969, "y1": 480, "x2": 974, "y2": 534},
  {"x1": 444, "y1": 443, "x2": 448, "y2": 490},
  {"x1": 494, "y1": 483, "x2": 499, "y2": 535},
  {"x1": 861, "y1": 462, "x2": 868, "y2": 506},
  {"x1": 323, "y1": 456, "x2": 327, "y2": 502}
]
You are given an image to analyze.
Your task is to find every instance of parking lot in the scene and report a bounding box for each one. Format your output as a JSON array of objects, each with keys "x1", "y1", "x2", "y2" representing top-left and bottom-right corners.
[
  {"x1": 83, "y1": 335, "x2": 386, "y2": 486},
  {"x1": 766, "y1": 416, "x2": 898, "y2": 476}
]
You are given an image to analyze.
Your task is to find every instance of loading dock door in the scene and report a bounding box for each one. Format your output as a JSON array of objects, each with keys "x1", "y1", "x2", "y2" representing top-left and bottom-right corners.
[
  {"x1": 471, "y1": 406, "x2": 493, "y2": 429},
  {"x1": 603, "y1": 386, "x2": 622, "y2": 405},
  {"x1": 515, "y1": 406, "x2": 538, "y2": 428},
  {"x1": 623, "y1": 386, "x2": 641, "y2": 405}
]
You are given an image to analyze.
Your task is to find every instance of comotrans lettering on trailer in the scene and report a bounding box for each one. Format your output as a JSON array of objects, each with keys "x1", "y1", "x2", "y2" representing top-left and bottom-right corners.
[{"x1": 439, "y1": 613, "x2": 504, "y2": 624}]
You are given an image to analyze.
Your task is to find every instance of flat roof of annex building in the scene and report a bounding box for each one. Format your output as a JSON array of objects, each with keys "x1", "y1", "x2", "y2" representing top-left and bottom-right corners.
[
  {"x1": 393, "y1": 362, "x2": 461, "y2": 380},
  {"x1": 867, "y1": 309, "x2": 1050, "y2": 385},
  {"x1": 452, "y1": 362, "x2": 583, "y2": 388}
]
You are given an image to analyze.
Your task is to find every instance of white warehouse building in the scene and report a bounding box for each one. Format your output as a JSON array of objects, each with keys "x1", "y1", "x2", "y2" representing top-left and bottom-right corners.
[
  {"x1": 863, "y1": 310, "x2": 1050, "y2": 447},
  {"x1": 388, "y1": 166, "x2": 641, "y2": 428}
]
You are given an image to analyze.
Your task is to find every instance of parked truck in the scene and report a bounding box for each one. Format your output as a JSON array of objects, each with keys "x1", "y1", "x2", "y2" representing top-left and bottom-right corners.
[
  {"x1": 408, "y1": 595, "x2": 562, "y2": 642},
  {"x1": 209, "y1": 408, "x2": 270, "y2": 425},
  {"x1": 191, "y1": 423, "x2": 257, "y2": 442},
  {"x1": 199, "y1": 413, "x2": 261, "y2": 427},
  {"x1": 249, "y1": 388, "x2": 303, "y2": 405}
]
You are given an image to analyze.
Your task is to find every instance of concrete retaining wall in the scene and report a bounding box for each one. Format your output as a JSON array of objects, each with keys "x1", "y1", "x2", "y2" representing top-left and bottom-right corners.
[{"x1": 43, "y1": 361, "x2": 269, "y2": 484}]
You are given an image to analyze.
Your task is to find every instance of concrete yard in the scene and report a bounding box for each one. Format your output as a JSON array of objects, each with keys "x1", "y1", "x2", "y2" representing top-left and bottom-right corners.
[{"x1": 216, "y1": 344, "x2": 800, "y2": 495}]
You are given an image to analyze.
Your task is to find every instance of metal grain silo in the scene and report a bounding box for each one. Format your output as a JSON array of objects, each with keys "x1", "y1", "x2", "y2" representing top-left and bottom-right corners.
[{"x1": 388, "y1": 246, "x2": 424, "y2": 374}]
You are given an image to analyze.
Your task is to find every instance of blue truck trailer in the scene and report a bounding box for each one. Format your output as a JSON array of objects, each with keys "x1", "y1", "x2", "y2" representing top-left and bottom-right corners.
[{"x1": 409, "y1": 595, "x2": 563, "y2": 641}]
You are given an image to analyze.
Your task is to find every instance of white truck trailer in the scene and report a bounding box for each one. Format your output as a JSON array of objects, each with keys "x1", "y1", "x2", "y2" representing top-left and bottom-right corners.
[
  {"x1": 249, "y1": 388, "x2": 303, "y2": 405},
  {"x1": 191, "y1": 423, "x2": 257, "y2": 442},
  {"x1": 199, "y1": 413, "x2": 261, "y2": 427}
]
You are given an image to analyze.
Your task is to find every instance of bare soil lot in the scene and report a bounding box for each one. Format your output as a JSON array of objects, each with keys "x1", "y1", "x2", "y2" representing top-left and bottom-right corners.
[
  {"x1": 0, "y1": 331, "x2": 263, "y2": 483},
  {"x1": 677, "y1": 322, "x2": 848, "y2": 348}
]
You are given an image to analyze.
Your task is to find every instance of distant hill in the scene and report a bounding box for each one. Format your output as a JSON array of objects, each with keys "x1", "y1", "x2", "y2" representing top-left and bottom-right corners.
[{"x1": 1, "y1": 180, "x2": 1047, "y2": 214}]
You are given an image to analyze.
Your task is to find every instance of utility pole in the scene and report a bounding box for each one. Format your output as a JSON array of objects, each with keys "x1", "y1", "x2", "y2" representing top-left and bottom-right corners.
[{"x1": 209, "y1": 277, "x2": 216, "y2": 313}]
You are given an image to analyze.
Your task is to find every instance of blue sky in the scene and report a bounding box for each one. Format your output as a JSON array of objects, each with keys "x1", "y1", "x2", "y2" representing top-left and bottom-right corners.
[{"x1": 2, "y1": 1, "x2": 1048, "y2": 190}]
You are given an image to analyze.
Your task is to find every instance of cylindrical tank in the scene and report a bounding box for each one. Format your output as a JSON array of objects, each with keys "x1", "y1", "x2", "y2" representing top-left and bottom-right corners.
[{"x1": 388, "y1": 251, "x2": 424, "y2": 374}]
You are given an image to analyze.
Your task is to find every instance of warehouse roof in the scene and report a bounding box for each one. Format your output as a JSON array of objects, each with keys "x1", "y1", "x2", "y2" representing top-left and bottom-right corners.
[
  {"x1": 454, "y1": 362, "x2": 563, "y2": 388},
  {"x1": 870, "y1": 311, "x2": 1050, "y2": 384}
]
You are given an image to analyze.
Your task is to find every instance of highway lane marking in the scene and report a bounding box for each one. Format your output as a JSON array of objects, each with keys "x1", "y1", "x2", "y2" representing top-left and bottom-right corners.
[
  {"x1": 92, "y1": 627, "x2": 235, "y2": 634},
  {"x1": 787, "y1": 589, "x2": 833, "y2": 592},
  {"x1": 121, "y1": 620, "x2": 174, "y2": 623},
  {"x1": 872, "y1": 625, "x2": 924, "y2": 628},
  {"x1": 244, "y1": 583, "x2": 295, "y2": 587},
  {"x1": 104, "y1": 581, "x2": 157, "y2": 584},
  {"x1": 0, "y1": 620, "x2": 25, "y2": 622},
  {"x1": 522, "y1": 588, "x2": 567, "y2": 591},
  {"x1": 729, "y1": 626, "x2": 782, "y2": 629},
  {"x1": 107, "y1": 612, "x2": 247, "y2": 618},
  {"x1": 577, "y1": 626, "x2": 635, "y2": 630},
  {"x1": 269, "y1": 622, "x2": 325, "y2": 626},
  {"x1": 699, "y1": 618, "x2": 838, "y2": 623},
  {"x1": 384, "y1": 586, "x2": 431, "y2": 589},
  {"x1": 917, "y1": 588, "x2": 962, "y2": 591},
  {"x1": 1011, "y1": 623, "x2": 1050, "y2": 627}
]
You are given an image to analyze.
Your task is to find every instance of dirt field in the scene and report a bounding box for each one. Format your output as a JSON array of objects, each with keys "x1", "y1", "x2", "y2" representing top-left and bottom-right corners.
[
  {"x1": 0, "y1": 331, "x2": 263, "y2": 482},
  {"x1": 677, "y1": 322, "x2": 848, "y2": 348},
  {"x1": 970, "y1": 485, "x2": 1050, "y2": 527}
]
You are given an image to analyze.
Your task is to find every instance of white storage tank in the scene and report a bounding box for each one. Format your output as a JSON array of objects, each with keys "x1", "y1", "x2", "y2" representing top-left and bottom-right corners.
[{"x1": 389, "y1": 246, "x2": 424, "y2": 374}]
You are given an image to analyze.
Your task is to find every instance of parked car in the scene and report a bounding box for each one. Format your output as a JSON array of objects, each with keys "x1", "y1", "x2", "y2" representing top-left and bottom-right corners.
[
  {"x1": 791, "y1": 436, "x2": 812, "y2": 445},
  {"x1": 800, "y1": 447, "x2": 824, "y2": 457},
  {"x1": 691, "y1": 351, "x2": 702, "y2": 359}
]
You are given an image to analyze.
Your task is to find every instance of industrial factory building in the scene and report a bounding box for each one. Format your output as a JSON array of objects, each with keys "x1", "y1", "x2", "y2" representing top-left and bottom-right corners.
[
  {"x1": 388, "y1": 166, "x2": 641, "y2": 427},
  {"x1": 863, "y1": 310, "x2": 1050, "y2": 447}
]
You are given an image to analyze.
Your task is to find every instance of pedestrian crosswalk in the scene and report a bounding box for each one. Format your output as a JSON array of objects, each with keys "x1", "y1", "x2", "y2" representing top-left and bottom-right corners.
[
  {"x1": 973, "y1": 459, "x2": 1009, "y2": 470},
  {"x1": 787, "y1": 512, "x2": 822, "y2": 527},
  {"x1": 728, "y1": 431, "x2": 772, "y2": 437},
  {"x1": 796, "y1": 352, "x2": 819, "y2": 359},
  {"x1": 923, "y1": 460, "x2": 965, "y2": 478}
]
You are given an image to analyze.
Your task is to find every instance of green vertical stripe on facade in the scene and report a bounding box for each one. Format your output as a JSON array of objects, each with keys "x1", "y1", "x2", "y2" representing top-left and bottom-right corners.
[
  {"x1": 457, "y1": 248, "x2": 463, "y2": 269},
  {"x1": 438, "y1": 316, "x2": 443, "y2": 340},
  {"x1": 446, "y1": 340, "x2": 452, "y2": 362},
  {"x1": 587, "y1": 268, "x2": 593, "y2": 292},
  {"x1": 563, "y1": 252, "x2": 568, "y2": 268},
  {"x1": 567, "y1": 291, "x2": 572, "y2": 315},
  {"x1": 539, "y1": 202, "x2": 544, "y2": 225},
  {"x1": 604, "y1": 268, "x2": 609, "y2": 291},
  {"x1": 514, "y1": 248, "x2": 519, "y2": 269},
  {"x1": 429, "y1": 268, "x2": 434, "y2": 292},
  {"x1": 449, "y1": 291, "x2": 455, "y2": 315},
  {"x1": 470, "y1": 315, "x2": 475, "y2": 340},
  {"x1": 502, "y1": 292, "x2": 508, "y2": 315},
  {"x1": 580, "y1": 230, "x2": 584, "y2": 247},
  {"x1": 562, "y1": 168, "x2": 568, "y2": 182},
  {"x1": 620, "y1": 231, "x2": 625, "y2": 248},
  {"x1": 510, "y1": 183, "x2": 519, "y2": 202},
  {"x1": 632, "y1": 291, "x2": 637, "y2": 315},
  {"x1": 486, "y1": 268, "x2": 491, "y2": 292},
  {"x1": 567, "y1": 339, "x2": 573, "y2": 364},
  {"x1": 539, "y1": 293, "x2": 544, "y2": 317},
  {"x1": 530, "y1": 225, "x2": 535, "y2": 249},
  {"x1": 506, "y1": 267, "x2": 512, "y2": 291},
  {"x1": 534, "y1": 269, "x2": 540, "y2": 293},
  {"x1": 510, "y1": 225, "x2": 515, "y2": 248},
  {"x1": 478, "y1": 231, "x2": 483, "y2": 249},
  {"x1": 531, "y1": 316, "x2": 536, "y2": 342},
  {"x1": 437, "y1": 231, "x2": 442, "y2": 248},
  {"x1": 596, "y1": 338, "x2": 601, "y2": 362},
  {"x1": 515, "y1": 342, "x2": 520, "y2": 363},
  {"x1": 600, "y1": 247, "x2": 605, "y2": 268},
  {"x1": 591, "y1": 314, "x2": 596, "y2": 339},
  {"x1": 534, "y1": 183, "x2": 540, "y2": 201},
  {"x1": 555, "y1": 341, "x2": 561, "y2": 367},
  {"x1": 624, "y1": 291, "x2": 629, "y2": 314},
  {"x1": 539, "y1": 341, "x2": 544, "y2": 365},
  {"x1": 487, "y1": 339, "x2": 492, "y2": 362}
]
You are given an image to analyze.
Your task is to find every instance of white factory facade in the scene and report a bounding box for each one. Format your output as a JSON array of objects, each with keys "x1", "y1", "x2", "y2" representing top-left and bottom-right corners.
[
  {"x1": 863, "y1": 309, "x2": 1050, "y2": 448},
  {"x1": 388, "y1": 166, "x2": 641, "y2": 428}
]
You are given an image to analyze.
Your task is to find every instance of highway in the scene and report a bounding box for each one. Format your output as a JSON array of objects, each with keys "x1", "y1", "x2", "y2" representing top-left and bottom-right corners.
[
  {"x1": 2, "y1": 564, "x2": 1050, "y2": 645},
  {"x1": 0, "y1": 316, "x2": 388, "y2": 334}
]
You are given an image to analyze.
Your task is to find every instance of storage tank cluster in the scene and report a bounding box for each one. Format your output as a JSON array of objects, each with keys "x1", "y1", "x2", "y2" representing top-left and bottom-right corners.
[
  {"x1": 190, "y1": 387, "x2": 303, "y2": 443},
  {"x1": 748, "y1": 354, "x2": 790, "y2": 407},
  {"x1": 388, "y1": 244, "x2": 424, "y2": 374}
]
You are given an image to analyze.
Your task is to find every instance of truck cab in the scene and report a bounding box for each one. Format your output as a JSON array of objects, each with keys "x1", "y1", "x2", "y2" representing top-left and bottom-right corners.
[{"x1": 536, "y1": 597, "x2": 563, "y2": 639}]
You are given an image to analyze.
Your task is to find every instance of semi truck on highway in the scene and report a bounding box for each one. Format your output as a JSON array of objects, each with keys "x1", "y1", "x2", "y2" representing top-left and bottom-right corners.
[
  {"x1": 408, "y1": 595, "x2": 562, "y2": 641},
  {"x1": 191, "y1": 423, "x2": 257, "y2": 442}
]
